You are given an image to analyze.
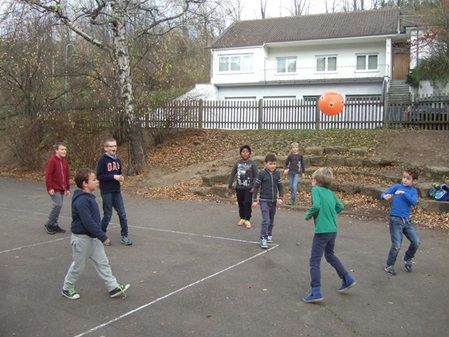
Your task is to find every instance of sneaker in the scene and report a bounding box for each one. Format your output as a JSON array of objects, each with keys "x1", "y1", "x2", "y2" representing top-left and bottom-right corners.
[
  {"x1": 121, "y1": 235, "x2": 133, "y2": 246},
  {"x1": 267, "y1": 235, "x2": 273, "y2": 243},
  {"x1": 237, "y1": 219, "x2": 245, "y2": 226},
  {"x1": 404, "y1": 257, "x2": 413, "y2": 272},
  {"x1": 53, "y1": 225, "x2": 66, "y2": 233},
  {"x1": 44, "y1": 223, "x2": 56, "y2": 235},
  {"x1": 384, "y1": 265, "x2": 397, "y2": 276},
  {"x1": 110, "y1": 283, "x2": 130, "y2": 298},
  {"x1": 302, "y1": 287, "x2": 323, "y2": 303},
  {"x1": 338, "y1": 274, "x2": 356, "y2": 293},
  {"x1": 260, "y1": 237, "x2": 268, "y2": 249},
  {"x1": 288, "y1": 200, "x2": 295, "y2": 205},
  {"x1": 61, "y1": 289, "x2": 80, "y2": 300},
  {"x1": 244, "y1": 220, "x2": 252, "y2": 229}
]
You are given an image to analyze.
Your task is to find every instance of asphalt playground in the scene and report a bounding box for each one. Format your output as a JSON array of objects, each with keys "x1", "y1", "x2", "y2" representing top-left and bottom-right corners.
[{"x1": 1, "y1": 176, "x2": 449, "y2": 337}]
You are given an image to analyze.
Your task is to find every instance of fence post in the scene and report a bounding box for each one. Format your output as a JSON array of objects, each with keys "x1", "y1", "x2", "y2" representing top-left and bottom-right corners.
[
  {"x1": 383, "y1": 95, "x2": 389, "y2": 129},
  {"x1": 198, "y1": 99, "x2": 203, "y2": 129},
  {"x1": 258, "y1": 99, "x2": 263, "y2": 129},
  {"x1": 315, "y1": 98, "x2": 320, "y2": 130}
]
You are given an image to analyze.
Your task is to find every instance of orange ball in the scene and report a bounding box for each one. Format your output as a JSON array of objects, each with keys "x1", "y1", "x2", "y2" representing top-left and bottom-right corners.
[{"x1": 319, "y1": 91, "x2": 344, "y2": 116}]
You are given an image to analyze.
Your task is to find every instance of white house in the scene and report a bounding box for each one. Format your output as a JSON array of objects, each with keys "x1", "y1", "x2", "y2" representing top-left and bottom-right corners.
[{"x1": 184, "y1": 8, "x2": 412, "y2": 103}]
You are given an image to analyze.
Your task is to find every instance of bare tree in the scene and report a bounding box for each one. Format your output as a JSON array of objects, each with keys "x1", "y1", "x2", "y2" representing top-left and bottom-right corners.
[{"x1": 19, "y1": 0, "x2": 205, "y2": 175}]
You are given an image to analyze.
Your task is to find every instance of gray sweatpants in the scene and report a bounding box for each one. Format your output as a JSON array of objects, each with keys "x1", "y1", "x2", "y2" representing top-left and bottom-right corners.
[
  {"x1": 62, "y1": 234, "x2": 119, "y2": 292},
  {"x1": 46, "y1": 192, "x2": 64, "y2": 226}
]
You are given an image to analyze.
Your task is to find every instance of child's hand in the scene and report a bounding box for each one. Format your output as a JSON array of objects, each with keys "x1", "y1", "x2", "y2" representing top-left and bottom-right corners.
[
  {"x1": 383, "y1": 193, "x2": 393, "y2": 200},
  {"x1": 276, "y1": 198, "x2": 283, "y2": 207},
  {"x1": 395, "y1": 190, "x2": 405, "y2": 195},
  {"x1": 283, "y1": 169, "x2": 289, "y2": 175},
  {"x1": 103, "y1": 238, "x2": 111, "y2": 246},
  {"x1": 48, "y1": 189, "x2": 55, "y2": 196},
  {"x1": 252, "y1": 201, "x2": 259, "y2": 209}
]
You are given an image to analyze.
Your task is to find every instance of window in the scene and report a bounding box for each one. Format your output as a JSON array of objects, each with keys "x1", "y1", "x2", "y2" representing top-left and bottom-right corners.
[
  {"x1": 356, "y1": 54, "x2": 378, "y2": 70},
  {"x1": 277, "y1": 57, "x2": 297, "y2": 73},
  {"x1": 218, "y1": 54, "x2": 253, "y2": 72},
  {"x1": 316, "y1": 56, "x2": 337, "y2": 72}
]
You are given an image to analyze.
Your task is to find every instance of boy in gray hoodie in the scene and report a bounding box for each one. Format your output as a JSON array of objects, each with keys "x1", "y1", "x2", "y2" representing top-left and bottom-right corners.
[{"x1": 252, "y1": 154, "x2": 284, "y2": 249}]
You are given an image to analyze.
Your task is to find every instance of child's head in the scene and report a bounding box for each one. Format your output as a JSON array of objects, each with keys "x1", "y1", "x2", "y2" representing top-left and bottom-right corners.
[
  {"x1": 264, "y1": 154, "x2": 277, "y2": 172},
  {"x1": 402, "y1": 167, "x2": 419, "y2": 186},
  {"x1": 239, "y1": 144, "x2": 252, "y2": 161},
  {"x1": 74, "y1": 168, "x2": 98, "y2": 192},
  {"x1": 104, "y1": 138, "x2": 118, "y2": 156},
  {"x1": 53, "y1": 143, "x2": 67, "y2": 158},
  {"x1": 312, "y1": 167, "x2": 333, "y2": 188},
  {"x1": 290, "y1": 142, "x2": 299, "y2": 153}
]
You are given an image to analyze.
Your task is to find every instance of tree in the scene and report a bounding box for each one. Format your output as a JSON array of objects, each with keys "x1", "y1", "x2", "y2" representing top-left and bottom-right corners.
[
  {"x1": 406, "y1": 0, "x2": 449, "y2": 88},
  {"x1": 19, "y1": 0, "x2": 205, "y2": 175}
]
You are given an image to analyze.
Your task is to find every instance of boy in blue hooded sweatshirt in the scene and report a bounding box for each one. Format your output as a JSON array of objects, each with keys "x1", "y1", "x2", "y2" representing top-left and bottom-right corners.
[{"x1": 61, "y1": 168, "x2": 130, "y2": 300}]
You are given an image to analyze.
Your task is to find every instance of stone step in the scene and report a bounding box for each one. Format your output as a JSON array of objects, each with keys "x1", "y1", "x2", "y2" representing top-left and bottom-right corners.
[{"x1": 195, "y1": 179, "x2": 449, "y2": 214}]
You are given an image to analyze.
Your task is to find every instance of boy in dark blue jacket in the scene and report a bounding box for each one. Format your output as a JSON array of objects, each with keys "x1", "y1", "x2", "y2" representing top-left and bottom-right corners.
[
  {"x1": 97, "y1": 138, "x2": 132, "y2": 245},
  {"x1": 61, "y1": 168, "x2": 130, "y2": 300},
  {"x1": 252, "y1": 154, "x2": 284, "y2": 249}
]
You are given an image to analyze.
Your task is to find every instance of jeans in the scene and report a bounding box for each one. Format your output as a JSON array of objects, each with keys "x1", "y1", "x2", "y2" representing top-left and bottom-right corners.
[
  {"x1": 309, "y1": 232, "x2": 348, "y2": 288},
  {"x1": 289, "y1": 172, "x2": 299, "y2": 202},
  {"x1": 236, "y1": 189, "x2": 252, "y2": 221},
  {"x1": 260, "y1": 200, "x2": 276, "y2": 238},
  {"x1": 101, "y1": 192, "x2": 129, "y2": 236},
  {"x1": 46, "y1": 192, "x2": 64, "y2": 226},
  {"x1": 386, "y1": 216, "x2": 420, "y2": 266}
]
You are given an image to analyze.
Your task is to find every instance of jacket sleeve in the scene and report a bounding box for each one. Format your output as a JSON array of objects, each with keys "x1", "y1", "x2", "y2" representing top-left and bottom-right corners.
[
  {"x1": 335, "y1": 195, "x2": 344, "y2": 214},
  {"x1": 252, "y1": 172, "x2": 262, "y2": 201},
  {"x1": 277, "y1": 172, "x2": 284, "y2": 198},
  {"x1": 299, "y1": 155, "x2": 305, "y2": 173},
  {"x1": 228, "y1": 163, "x2": 238, "y2": 188},
  {"x1": 252, "y1": 161, "x2": 259, "y2": 179},
  {"x1": 45, "y1": 157, "x2": 55, "y2": 191},
  {"x1": 64, "y1": 160, "x2": 70, "y2": 191},
  {"x1": 305, "y1": 187, "x2": 321, "y2": 220},
  {"x1": 284, "y1": 155, "x2": 290, "y2": 169},
  {"x1": 381, "y1": 184, "x2": 398, "y2": 199},
  {"x1": 404, "y1": 188, "x2": 418, "y2": 206}
]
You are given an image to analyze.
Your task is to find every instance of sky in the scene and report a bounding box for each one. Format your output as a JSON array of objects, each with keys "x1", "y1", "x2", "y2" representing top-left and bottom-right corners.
[{"x1": 241, "y1": 0, "x2": 329, "y2": 20}]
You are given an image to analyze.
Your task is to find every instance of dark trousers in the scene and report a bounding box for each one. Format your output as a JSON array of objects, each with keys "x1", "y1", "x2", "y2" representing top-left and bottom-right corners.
[
  {"x1": 309, "y1": 232, "x2": 348, "y2": 288},
  {"x1": 101, "y1": 191, "x2": 129, "y2": 236},
  {"x1": 236, "y1": 188, "x2": 252, "y2": 221},
  {"x1": 260, "y1": 200, "x2": 276, "y2": 238}
]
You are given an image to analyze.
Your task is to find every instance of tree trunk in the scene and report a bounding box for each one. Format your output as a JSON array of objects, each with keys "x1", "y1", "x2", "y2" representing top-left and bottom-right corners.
[{"x1": 112, "y1": 0, "x2": 146, "y2": 175}]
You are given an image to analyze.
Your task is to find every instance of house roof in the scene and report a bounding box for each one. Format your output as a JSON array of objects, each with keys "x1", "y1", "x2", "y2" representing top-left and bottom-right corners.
[{"x1": 209, "y1": 8, "x2": 401, "y2": 49}]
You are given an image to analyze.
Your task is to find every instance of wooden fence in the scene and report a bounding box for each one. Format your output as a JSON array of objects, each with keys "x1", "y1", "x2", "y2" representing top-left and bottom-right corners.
[
  {"x1": 144, "y1": 95, "x2": 449, "y2": 130},
  {"x1": 2, "y1": 94, "x2": 449, "y2": 131}
]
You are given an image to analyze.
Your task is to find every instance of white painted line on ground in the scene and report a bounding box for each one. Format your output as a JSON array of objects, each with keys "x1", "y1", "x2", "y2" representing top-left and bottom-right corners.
[{"x1": 73, "y1": 244, "x2": 278, "y2": 337}]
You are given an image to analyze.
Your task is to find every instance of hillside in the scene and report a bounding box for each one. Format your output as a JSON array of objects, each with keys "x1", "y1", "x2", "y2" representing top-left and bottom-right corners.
[{"x1": 124, "y1": 129, "x2": 449, "y2": 230}]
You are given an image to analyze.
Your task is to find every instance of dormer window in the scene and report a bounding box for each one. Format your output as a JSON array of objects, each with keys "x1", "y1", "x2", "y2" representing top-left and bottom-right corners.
[{"x1": 218, "y1": 54, "x2": 253, "y2": 72}]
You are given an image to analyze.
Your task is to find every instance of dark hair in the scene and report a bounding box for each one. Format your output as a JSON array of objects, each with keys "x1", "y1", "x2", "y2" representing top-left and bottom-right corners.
[
  {"x1": 404, "y1": 167, "x2": 419, "y2": 180},
  {"x1": 239, "y1": 144, "x2": 252, "y2": 154},
  {"x1": 264, "y1": 153, "x2": 277, "y2": 162},
  {"x1": 74, "y1": 168, "x2": 95, "y2": 188}
]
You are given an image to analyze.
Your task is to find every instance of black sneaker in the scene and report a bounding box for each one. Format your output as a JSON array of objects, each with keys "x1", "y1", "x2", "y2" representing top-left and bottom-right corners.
[
  {"x1": 53, "y1": 225, "x2": 66, "y2": 233},
  {"x1": 109, "y1": 284, "x2": 130, "y2": 298},
  {"x1": 61, "y1": 289, "x2": 80, "y2": 300},
  {"x1": 44, "y1": 223, "x2": 56, "y2": 235}
]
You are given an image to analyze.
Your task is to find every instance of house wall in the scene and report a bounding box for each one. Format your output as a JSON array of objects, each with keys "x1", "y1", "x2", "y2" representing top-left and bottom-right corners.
[
  {"x1": 210, "y1": 39, "x2": 390, "y2": 87},
  {"x1": 216, "y1": 83, "x2": 382, "y2": 101}
]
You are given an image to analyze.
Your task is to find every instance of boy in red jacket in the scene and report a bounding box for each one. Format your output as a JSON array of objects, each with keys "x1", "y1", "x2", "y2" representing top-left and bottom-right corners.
[{"x1": 44, "y1": 143, "x2": 70, "y2": 234}]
